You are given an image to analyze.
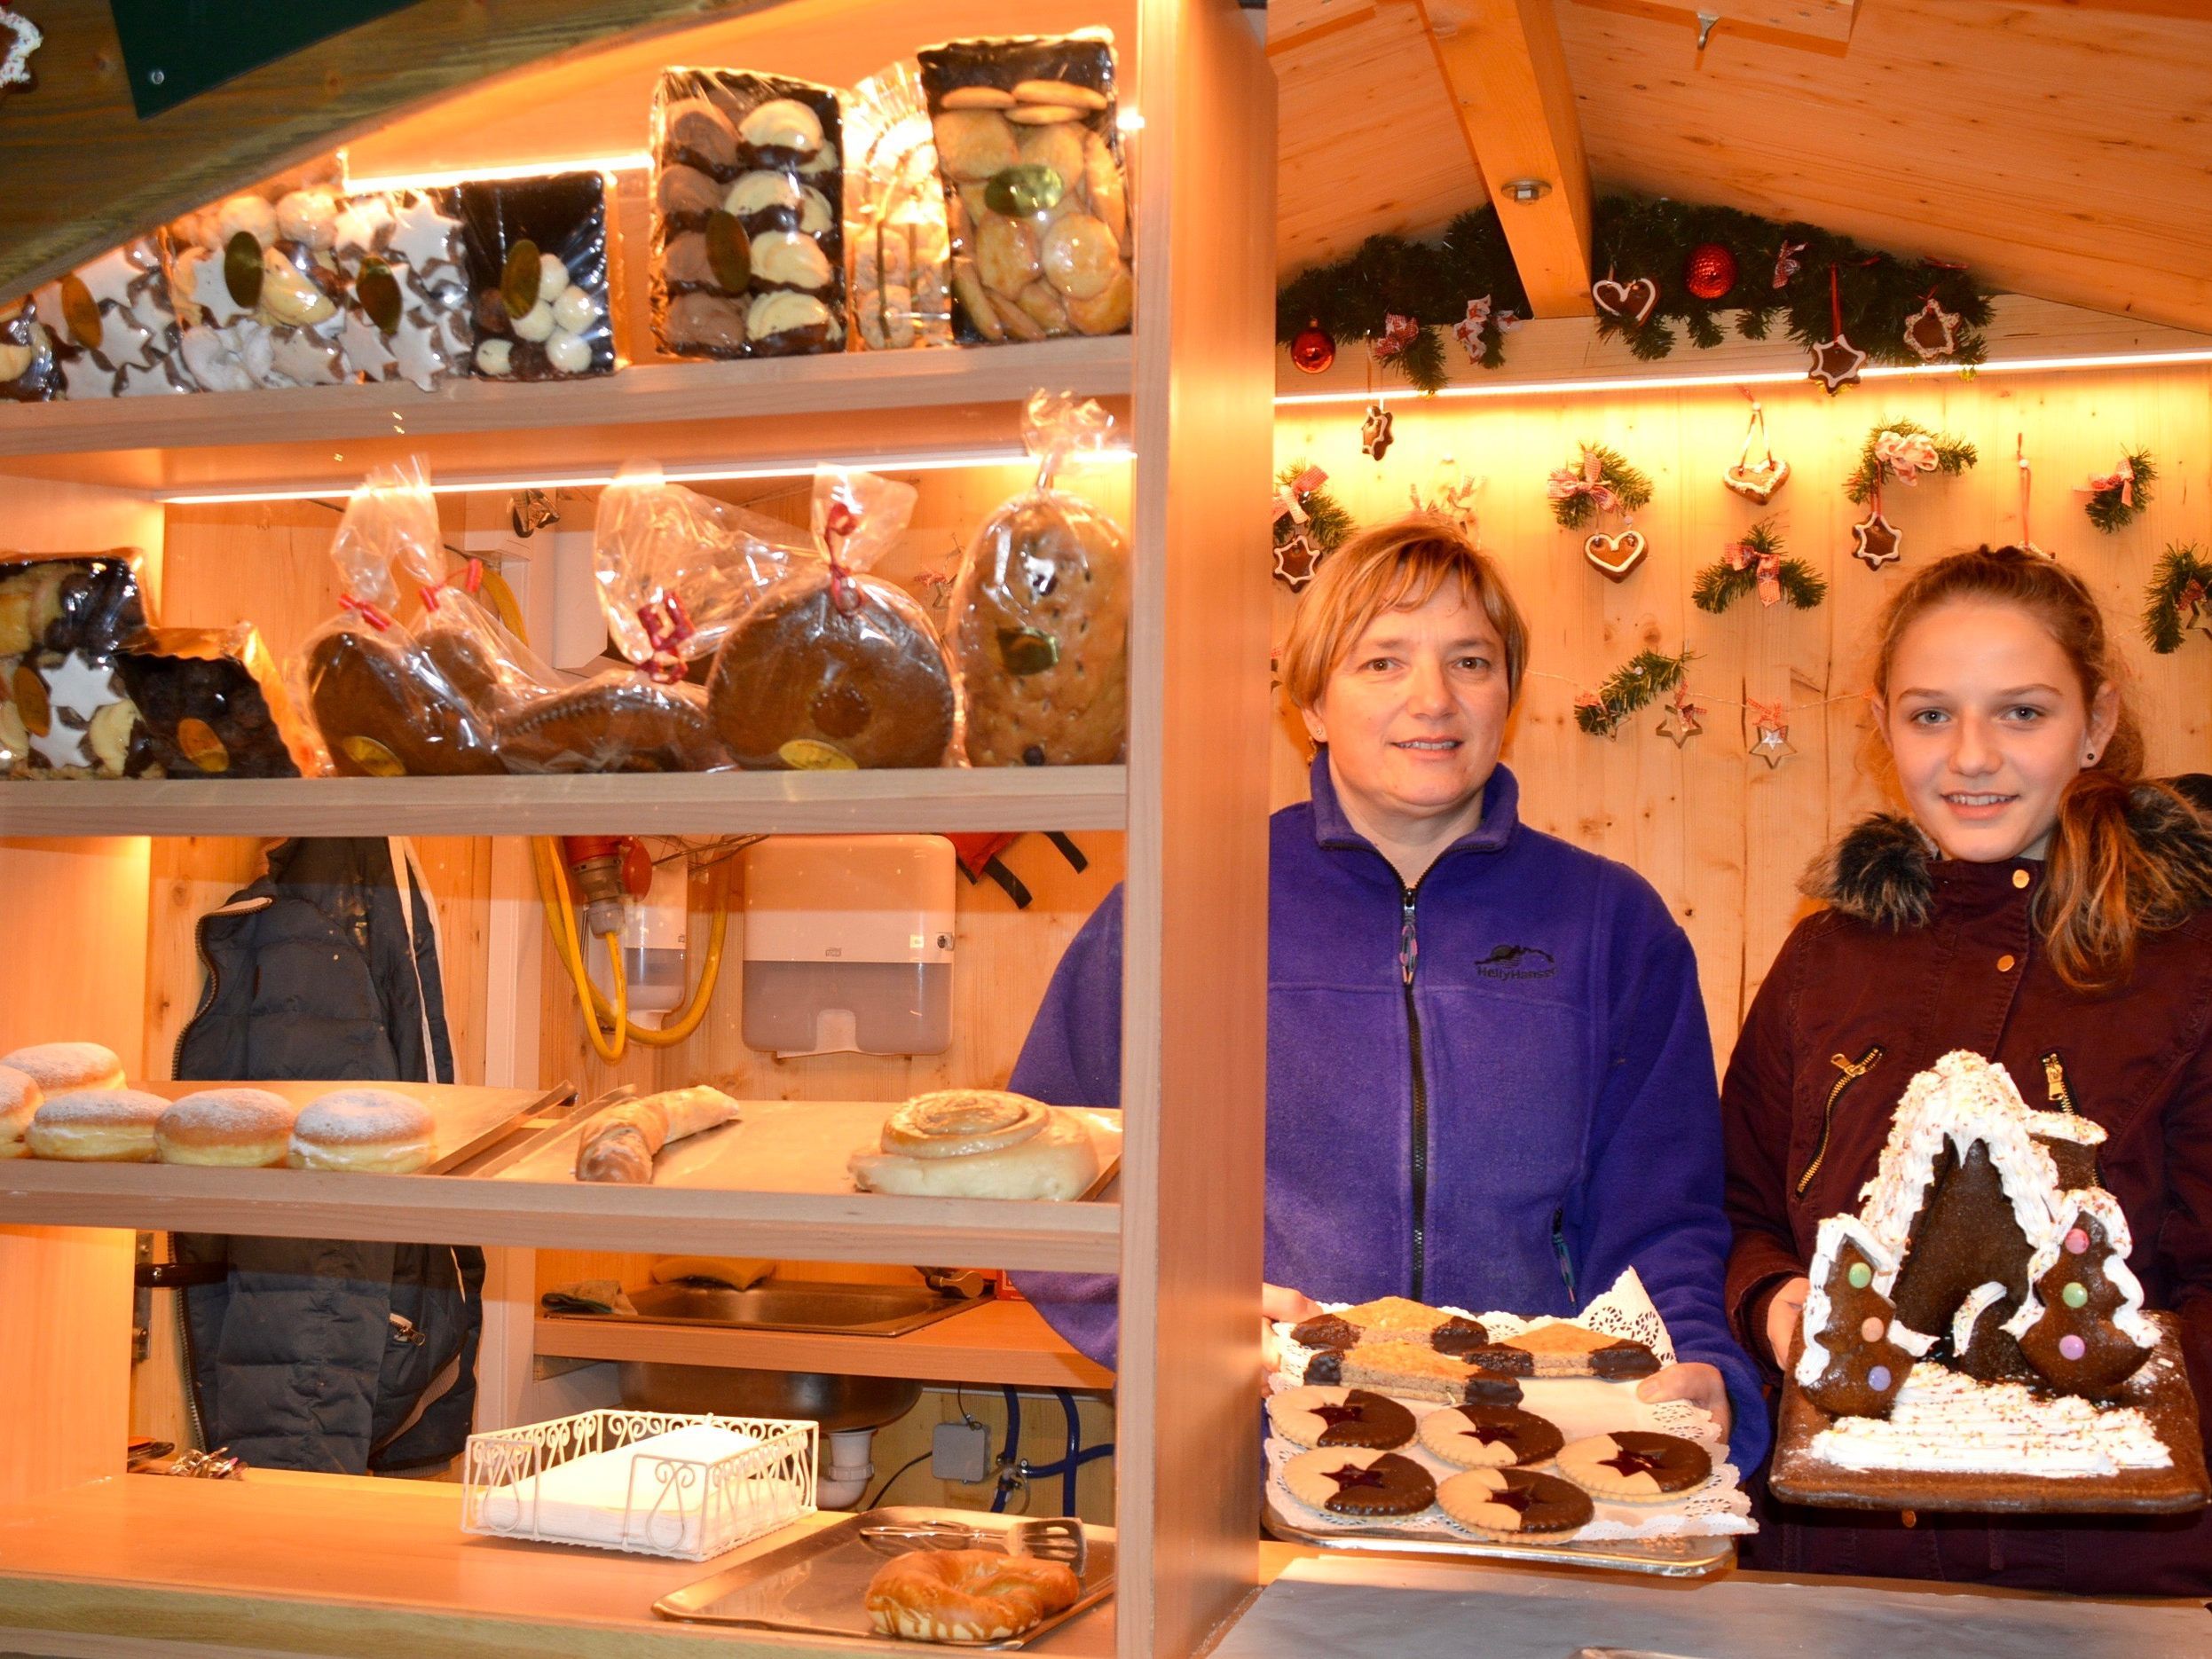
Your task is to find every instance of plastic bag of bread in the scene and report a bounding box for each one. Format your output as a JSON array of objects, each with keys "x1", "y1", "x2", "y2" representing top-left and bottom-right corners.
[
  {"x1": 34, "y1": 237, "x2": 196, "y2": 398},
  {"x1": 457, "y1": 171, "x2": 617, "y2": 380},
  {"x1": 844, "y1": 62, "x2": 953, "y2": 351},
  {"x1": 592, "y1": 466, "x2": 815, "y2": 678},
  {"x1": 651, "y1": 67, "x2": 843, "y2": 359},
  {"x1": 950, "y1": 391, "x2": 1129, "y2": 766},
  {"x1": 917, "y1": 30, "x2": 1132, "y2": 344},
  {"x1": 705, "y1": 468, "x2": 956, "y2": 770},
  {"x1": 0, "y1": 295, "x2": 60, "y2": 402},
  {"x1": 0, "y1": 550, "x2": 156, "y2": 779},
  {"x1": 166, "y1": 169, "x2": 352, "y2": 390},
  {"x1": 293, "y1": 461, "x2": 503, "y2": 777}
]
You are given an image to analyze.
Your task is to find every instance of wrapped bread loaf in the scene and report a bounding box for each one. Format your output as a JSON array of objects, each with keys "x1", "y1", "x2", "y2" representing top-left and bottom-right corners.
[{"x1": 575, "y1": 1085, "x2": 742, "y2": 1183}]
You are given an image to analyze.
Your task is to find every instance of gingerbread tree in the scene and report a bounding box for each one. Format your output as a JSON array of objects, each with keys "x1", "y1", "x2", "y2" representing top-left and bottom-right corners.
[
  {"x1": 1798, "y1": 1218, "x2": 1914, "y2": 1420},
  {"x1": 2014, "y1": 1196, "x2": 2156, "y2": 1398}
]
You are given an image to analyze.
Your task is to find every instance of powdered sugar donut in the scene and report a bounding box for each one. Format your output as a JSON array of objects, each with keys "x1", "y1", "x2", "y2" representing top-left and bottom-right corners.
[
  {"x1": 0, "y1": 1064, "x2": 42, "y2": 1158},
  {"x1": 288, "y1": 1089, "x2": 435, "y2": 1174},
  {"x1": 156, "y1": 1088, "x2": 298, "y2": 1168},
  {"x1": 27, "y1": 1088, "x2": 170, "y2": 1162},
  {"x1": 2, "y1": 1041, "x2": 125, "y2": 1096}
]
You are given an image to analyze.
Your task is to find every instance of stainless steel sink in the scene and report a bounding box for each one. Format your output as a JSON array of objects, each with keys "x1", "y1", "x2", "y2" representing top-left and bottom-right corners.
[{"x1": 609, "y1": 1279, "x2": 986, "y2": 1433}]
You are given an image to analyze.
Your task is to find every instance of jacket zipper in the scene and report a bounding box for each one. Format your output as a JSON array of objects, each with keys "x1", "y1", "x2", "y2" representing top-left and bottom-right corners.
[
  {"x1": 1551, "y1": 1207, "x2": 1578, "y2": 1305},
  {"x1": 1400, "y1": 880, "x2": 1429, "y2": 1302},
  {"x1": 2041, "y1": 1051, "x2": 2079, "y2": 1119},
  {"x1": 1795, "y1": 1045, "x2": 1884, "y2": 1197}
]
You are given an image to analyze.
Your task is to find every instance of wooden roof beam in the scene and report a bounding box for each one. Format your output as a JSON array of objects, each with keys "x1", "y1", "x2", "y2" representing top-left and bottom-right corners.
[{"x1": 1418, "y1": 0, "x2": 1594, "y2": 317}]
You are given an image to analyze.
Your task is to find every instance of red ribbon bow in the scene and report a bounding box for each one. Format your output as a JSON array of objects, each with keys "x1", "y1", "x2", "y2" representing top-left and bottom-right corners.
[
  {"x1": 1772, "y1": 240, "x2": 1808, "y2": 289},
  {"x1": 1727, "y1": 539, "x2": 1783, "y2": 607},
  {"x1": 338, "y1": 594, "x2": 395, "y2": 632},
  {"x1": 1547, "y1": 448, "x2": 1618, "y2": 515},
  {"x1": 2180, "y1": 579, "x2": 2208, "y2": 619},
  {"x1": 1371, "y1": 312, "x2": 1419, "y2": 363},
  {"x1": 2078, "y1": 459, "x2": 2136, "y2": 507},
  {"x1": 1747, "y1": 696, "x2": 1789, "y2": 735}
]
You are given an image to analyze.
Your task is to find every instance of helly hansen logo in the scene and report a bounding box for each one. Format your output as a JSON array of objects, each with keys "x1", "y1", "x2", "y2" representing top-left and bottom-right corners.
[{"x1": 1475, "y1": 943, "x2": 1556, "y2": 979}]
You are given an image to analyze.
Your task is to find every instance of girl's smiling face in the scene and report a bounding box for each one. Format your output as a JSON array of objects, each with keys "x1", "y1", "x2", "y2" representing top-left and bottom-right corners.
[{"x1": 1875, "y1": 599, "x2": 2119, "y2": 862}]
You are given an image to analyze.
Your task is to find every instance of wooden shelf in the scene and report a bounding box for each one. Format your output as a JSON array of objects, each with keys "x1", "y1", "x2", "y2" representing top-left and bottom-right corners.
[
  {"x1": 535, "y1": 1298, "x2": 1114, "y2": 1391},
  {"x1": 0, "y1": 1160, "x2": 1121, "y2": 1273},
  {"x1": 0, "y1": 336, "x2": 1134, "y2": 494},
  {"x1": 0, "y1": 767, "x2": 1128, "y2": 837}
]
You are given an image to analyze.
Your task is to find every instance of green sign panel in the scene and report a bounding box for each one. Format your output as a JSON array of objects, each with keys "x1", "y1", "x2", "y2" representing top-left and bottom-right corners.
[{"x1": 109, "y1": 1, "x2": 423, "y2": 119}]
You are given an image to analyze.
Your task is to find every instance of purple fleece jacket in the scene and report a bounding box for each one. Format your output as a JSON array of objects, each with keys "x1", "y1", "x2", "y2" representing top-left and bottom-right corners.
[{"x1": 1012, "y1": 753, "x2": 1768, "y2": 1471}]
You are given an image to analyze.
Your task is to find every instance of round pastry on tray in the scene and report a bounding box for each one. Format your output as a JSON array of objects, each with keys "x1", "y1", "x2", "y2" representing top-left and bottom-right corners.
[
  {"x1": 1416, "y1": 1403, "x2": 1565, "y2": 1469},
  {"x1": 2, "y1": 1040, "x2": 126, "y2": 1097},
  {"x1": 1281, "y1": 1446, "x2": 1437, "y2": 1519},
  {"x1": 287, "y1": 1088, "x2": 436, "y2": 1175},
  {"x1": 0, "y1": 1064, "x2": 43, "y2": 1159},
  {"x1": 156, "y1": 1088, "x2": 298, "y2": 1168},
  {"x1": 1269, "y1": 1386, "x2": 1416, "y2": 1451},
  {"x1": 1555, "y1": 1431, "x2": 1712, "y2": 1502},
  {"x1": 26, "y1": 1088, "x2": 170, "y2": 1162},
  {"x1": 1437, "y1": 1466, "x2": 1594, "y2": 1543}
]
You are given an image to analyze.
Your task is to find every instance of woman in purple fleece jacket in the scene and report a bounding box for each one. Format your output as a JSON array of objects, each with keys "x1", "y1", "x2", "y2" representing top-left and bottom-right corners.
[{"x1": 1012, "y1": 518, "x2": 1767, "y2": 1471}]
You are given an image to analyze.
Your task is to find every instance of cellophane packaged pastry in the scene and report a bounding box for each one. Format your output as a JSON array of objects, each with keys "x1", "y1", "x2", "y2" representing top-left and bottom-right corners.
[
  {"x1": 115, "y1": 626, "x2": 319, "y2": 778},
  {"x1": 0, "y1": 550, "x2": 156, "y2": 779},
  {"x1": 950, "y1": 390, "x2": 1129, "y2": 766},
  {"x1": 331, "y1": 187, "x2": 475, "y2": 391},
  {"x1": 166, "y1": 171, "x2": 354, "y2": 391},
  {"x1": 34, "y1": 238, "x2": 196, "y2": 397},
  {"x1": 293, "y1": 460, "x2": 504, "y2": 777},
  {"x1": 705, "y1": 468, "x2": 956, "y2": 769},
  {"x1": 917, "y1": 31, "x2": 1133, "y2": 344},
  {"x1": 650, "y1": 68, "x2": 845, "y2": 359},
  {"x1": 0, "y1": 295, "x2": 60, "y2": 402},
  {"x1": 592, "y1": 465, "x2": 815, "y2": 678},
  {"x1": 843, "y1": 62, "x2": 954, "y2": 351},
  {"x1": 456, "y1": 172, "x2": 618, "y2": 380}
]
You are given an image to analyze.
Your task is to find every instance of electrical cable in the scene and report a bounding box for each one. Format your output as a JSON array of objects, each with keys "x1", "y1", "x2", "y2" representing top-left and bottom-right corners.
[{"x1": 865, "y1": 1451, "x2": 933, "y2": 1512}]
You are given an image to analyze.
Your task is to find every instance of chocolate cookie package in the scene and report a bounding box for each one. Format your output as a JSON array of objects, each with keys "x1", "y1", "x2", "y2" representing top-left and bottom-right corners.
[
  {"x1": 457, "y1": 171, "x2": 618, "y2": 381},
  {"x1": 650, "y1": 67, "x2": 844, "y2": 359},
  {"x1": 164, "y1": 169, "x2": 354, "y2": 391},
  {"x1": 705, "y1": 467, "x2": 956, "y2": 770},
  {"x1": 842, "y1": 61, "x2": 954, "y2": 351},
  {"x1": 330, "y1": 186, "x2": 475, "y2": 391},
  {"x1": 115, "y1": 625, "x2": 319, "y2": 779},
  {"x1": 917, "y1": 30, "x2": 1132, "y2": 345},
  {"x1": 950, "y1": 390, "x2": 1129, "y2": 767},
  {"x1": 0, "y1": 550, "x2": 156, "y2": 780},
  {"x1": 0, "y1": 295, "x2": 60, "y2": 402},
  {"x1": 33, "y1": 238, "x2": 196, "y2": 399}
]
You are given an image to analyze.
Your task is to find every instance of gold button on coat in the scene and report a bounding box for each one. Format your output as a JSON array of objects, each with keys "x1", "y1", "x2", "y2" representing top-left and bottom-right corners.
[
  {"x1": 1998, "y1": 954, "x2": 2017, "y2": 972},
  {"x1": 2012, "y1": 869, "x2": 2031, "y2": 889}
]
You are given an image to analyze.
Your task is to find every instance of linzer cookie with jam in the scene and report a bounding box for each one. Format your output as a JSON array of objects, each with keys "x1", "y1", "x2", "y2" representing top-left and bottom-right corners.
[
  {"x1": 1267, "y1": 1386, "x2": 1415, "y2": 1451},
  {"x1": 1437, "y1": 1466, "x2": 1594, "y2": 1542},
  {"x1": 1291, "y1": 1294, "x2": 1490, "y2": 1356},
  {"x1": 1303, "y1": 1339, "x2": 1523, "y2": 1407},
  {"x1": 1281, "y1": 1447, "x2": 1436, "y2": 1519},
  {"x1": 1465, "y1": 1320, "x2": 1661, "y2": 1380},
  {"x1": 1417, "y1": 1403, "x2": 1566, "y2": 1469},
  {"x1": 1555, "y1": 1431, "x2": 1712, "y2": 1502}
]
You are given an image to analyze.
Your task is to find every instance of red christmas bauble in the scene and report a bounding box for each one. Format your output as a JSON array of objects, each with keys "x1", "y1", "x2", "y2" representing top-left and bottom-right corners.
[
  {"x1": 1290, "y1": 320, "x2": 1336, "y2": 374},
  {"x1": 1684, "y1": 243, "x2": 1737, "y2": 303}
]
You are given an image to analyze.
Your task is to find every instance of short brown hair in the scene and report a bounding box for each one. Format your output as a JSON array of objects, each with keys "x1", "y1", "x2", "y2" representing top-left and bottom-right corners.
[{"x1": 1278, "y1": 517, "x2": 1530, "y2": 712}]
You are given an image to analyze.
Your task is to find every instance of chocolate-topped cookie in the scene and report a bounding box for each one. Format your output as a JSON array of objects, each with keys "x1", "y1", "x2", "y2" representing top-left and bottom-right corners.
[
  {"x1": 1281, "y1": 1447, "x2": 1436, "y2": 1519},
  {"x1": 1468, "y1": 1321, "x2": 1660, "y2": 1380},
  {"x1": 1555, "y1": 1431, "x2": 1712, "y2": 1501},
  {"x1": 1437, "y1": 1466, "x2": 1594, "y2": 1541},
  {"x1": 1416, "y1": 1403, "x2": 1565, "y2": 1470},
  {"x1": 1290, "y1": 1295, "x2": 1490, "y2": 1356},
  {"x1": 1269, "y1": 1387, "x2": 1415, "y2": 1451},
  {"x1": 1304, "y1": 1340, "x2": 1523, "y2": 1407}
]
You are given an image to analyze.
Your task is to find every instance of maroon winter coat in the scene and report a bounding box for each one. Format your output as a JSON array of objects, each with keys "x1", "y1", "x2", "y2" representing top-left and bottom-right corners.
[{"x1": 1723, "y1": 797, "x2": 2212, "y2": 1595}]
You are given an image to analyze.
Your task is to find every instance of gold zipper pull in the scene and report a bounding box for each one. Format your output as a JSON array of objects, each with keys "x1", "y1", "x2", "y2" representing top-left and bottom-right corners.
[
  {"x1": 2042, "y1": 1050, "x2": 2078, "y2": 1118},
  {"x1": 1830, "y1": 1051, "x2": 1873, "y2": 1081}
]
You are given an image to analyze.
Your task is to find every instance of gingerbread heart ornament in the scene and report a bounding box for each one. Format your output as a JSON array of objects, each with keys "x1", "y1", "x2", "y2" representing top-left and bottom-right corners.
[
  {"x1": 1590, "y1": 278, "x2": 1659, "y2": 327},
  {"x1": 1724, "y1": 457, "x2": 1791, "y2": 504},
  {"x1": 1585, "y1": 529, "x2": 1648, "y2": 581}
]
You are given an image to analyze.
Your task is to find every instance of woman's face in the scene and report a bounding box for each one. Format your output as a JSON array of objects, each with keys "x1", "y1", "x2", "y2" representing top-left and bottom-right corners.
[
  {"x1": 1876, "y1": 599, "x2": 2118, "y2": 863},
  {"x1": 1301, "y1": 584, "x2": 1512, "y2": 836}
]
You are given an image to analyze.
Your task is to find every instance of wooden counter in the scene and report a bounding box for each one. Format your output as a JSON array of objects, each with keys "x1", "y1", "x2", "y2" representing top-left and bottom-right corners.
[{"x1": 533, "y1": 1301, "x2": 1114, "y2": 1393}]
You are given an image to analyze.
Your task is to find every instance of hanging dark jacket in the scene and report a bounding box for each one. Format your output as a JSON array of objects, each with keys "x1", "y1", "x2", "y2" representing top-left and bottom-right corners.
[
  {"x1": 171, "y1": 836, "x2": 484, "y2": 1475},
  {"x1": 1722, "y1": 791, "x2": 2212, "y2": 1594}
]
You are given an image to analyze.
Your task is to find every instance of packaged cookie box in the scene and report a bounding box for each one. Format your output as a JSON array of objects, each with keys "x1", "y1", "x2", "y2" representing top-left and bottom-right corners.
[
  {"x1": 456, "y1": 171, "x2": 619, "y2": 380},
  {"x1": 164, "y1": 169, "x2": 356, "y2": 391},
  {"x1": 842, "y1": 62, "x2": 954, "y2": 351},
  {"x1": 34, "y1": 237, "x2": 196, "y2": 398},
  {"x1": 917, "y1": 31, "x2": 1133, "y2": 344},
  {"x1": 327, "y1": 186, "x2": 475, "y2": 391},
  {"x1": 0, "y1": 551, "x2": 156, "y2": 780},
  {"x1": 116, "y1": 626, "x2": 320, "y2": 779},
  {"x1": 0, "y1": 294, "x2": 61, "y2": 402},
  {"x1": 650, "y1": 69, "x2": 844, "y2": 359}
]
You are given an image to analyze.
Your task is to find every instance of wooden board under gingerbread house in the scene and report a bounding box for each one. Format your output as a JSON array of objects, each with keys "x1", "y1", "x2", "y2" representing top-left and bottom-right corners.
[{"x1": 1771, "y1": 1313, "x2": 2208, "y2": 1515}]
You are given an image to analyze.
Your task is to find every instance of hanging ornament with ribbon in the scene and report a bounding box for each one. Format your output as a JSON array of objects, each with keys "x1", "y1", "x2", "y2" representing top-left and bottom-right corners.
[
  {"x1": 1807, "y1": 264, "x2": 1867, "y2": 395},
  {"x1": 1290, "y1": 318, "x2": 1336, "y2": 374},
  {"x1": 1693, "y1": 516, "x2": 1826, "y2": 613},
  {"x1": 1722, "y1": 391, "x2": 1790, "y2": 503},
  {"x1": 2143, "y1": 543, "x2": 2212, "y2": 653},
  {"x1": 1655, "y1": 683, "x2": 1706, "y2": 749},
  {"x1": 1904, "y1": 294, "x2": 1962, "y2": 362},
  {"x1": 1271, "y1": 461, "x2": 1351, "y2": 590},
  {"x1": 2015, "y1": 434, "x2": 2051, "y2": 559},
  {"x1": 1747, "y1": 697, "x2": 1797, "y2": 768},
  {"x1": 2078, "y1": 449, "x2": 2154, "y2": 533},
  {"x1": 1409, "y1": 462, "x2": 1484, "y2": 542},
  {"x1": 1547, "y1": 443, "x2": 1653, "y2": 582}
]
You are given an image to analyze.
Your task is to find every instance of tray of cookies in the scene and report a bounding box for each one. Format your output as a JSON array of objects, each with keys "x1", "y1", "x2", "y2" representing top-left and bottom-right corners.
[{"x1": 1261, "y1": 1271, "x2": 1749, "y2": 1577}]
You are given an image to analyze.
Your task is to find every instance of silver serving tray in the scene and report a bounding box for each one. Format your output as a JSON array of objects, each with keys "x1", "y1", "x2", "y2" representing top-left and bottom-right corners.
[
  {"x1": 655, "y1": 1505, "x2": 1114, "y2": 1647},
  {"x1": 1262, "y1": 1490, "x2": 1735, "y2": 1578}
]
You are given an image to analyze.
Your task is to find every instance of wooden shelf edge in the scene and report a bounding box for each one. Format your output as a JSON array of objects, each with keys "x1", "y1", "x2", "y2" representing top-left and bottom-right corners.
[
  {"x1": 0, "y1": 767, "x2": 1130, "y2": 837},
  {"x1": 0, "y1": 1164, "x2": 1121, "y2": 1273}
]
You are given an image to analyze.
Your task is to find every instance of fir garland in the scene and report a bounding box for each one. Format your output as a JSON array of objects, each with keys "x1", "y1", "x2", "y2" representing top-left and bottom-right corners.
[
  {"x1": 1550, "y1": 444, "x2": 1653, "y2": 531},
  {"x1": 1576, "y1": 647, "x2": 1696, "y2": 737},
  {"x1": 1843, "y1": 420, "x2": 1978, "y2": 505},
  {"x1": 1273, "y1": 460, "x2": 1355, "y2": 558},
  {"x1": 1693, "y1": 518, "x2": 1827, "y2": 613},
  {"x1": 1276, "y1": 194, "x2": 1992, "y2": 394},
  {"x1": 2083, "y1": 450, "x2": 2156, "y2": 534},
  {"x1": 2142, "y1": 542, "x2": 2212, "y2": 654}
]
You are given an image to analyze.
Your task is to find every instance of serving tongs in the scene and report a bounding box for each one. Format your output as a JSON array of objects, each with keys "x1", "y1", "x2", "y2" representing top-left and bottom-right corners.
[{"x1": 857, "y1": 1514, "x2": 1087, "y2": 1572}]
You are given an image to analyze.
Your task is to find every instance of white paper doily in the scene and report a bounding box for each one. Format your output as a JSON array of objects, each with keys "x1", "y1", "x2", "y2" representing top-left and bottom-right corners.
[{"x1": 1264, "y1": 1268, "x2": 1754, "y2": 1543}]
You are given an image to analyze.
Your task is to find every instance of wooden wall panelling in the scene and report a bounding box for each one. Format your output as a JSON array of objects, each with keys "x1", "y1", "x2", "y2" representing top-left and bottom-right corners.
[
  {"x1": 1275, "y1": 362, "x2": 2212, "y2": 1060},
  {"x1": 0, "y1": 1226, "x2": 135, "y2": 1505}
]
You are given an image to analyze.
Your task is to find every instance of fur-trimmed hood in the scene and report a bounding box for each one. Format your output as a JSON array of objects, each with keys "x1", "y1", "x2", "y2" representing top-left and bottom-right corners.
[{"x1": 1804, "y1": 784, "x2": 2212, "y2": 930}]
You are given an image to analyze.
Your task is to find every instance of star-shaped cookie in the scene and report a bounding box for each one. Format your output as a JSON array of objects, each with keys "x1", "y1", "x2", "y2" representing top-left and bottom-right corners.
[
  {"x1": 1850, "y1": 510, "x2": 1902, "y2": 570},
  {"x1": 41, "y1": 651, "x2": 120, "y2": 722},
  {"x1": 1807, "y1": 333, "x2": 1866, "y2": 395},
  {"x1": 386, "y1": 191, "x2": 462, "y2": 277}
]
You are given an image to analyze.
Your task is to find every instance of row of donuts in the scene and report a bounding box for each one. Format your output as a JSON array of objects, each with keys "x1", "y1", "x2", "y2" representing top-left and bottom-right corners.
[
  {"x1": 0, "y1": 1042, "x2": 436, "y2": 1173},
  {"x1": 0, "y1": 28, "x2": 1130, "y2": 402}
]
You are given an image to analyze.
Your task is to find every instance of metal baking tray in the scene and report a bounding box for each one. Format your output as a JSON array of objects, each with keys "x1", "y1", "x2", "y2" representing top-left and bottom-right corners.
[
  {"x1": 655, "y1": 1505, "x2": 1114, "y2": 1647},
  {"x1": 1262, "y1": 1490, "x2": 1735, "y2": 1578}
]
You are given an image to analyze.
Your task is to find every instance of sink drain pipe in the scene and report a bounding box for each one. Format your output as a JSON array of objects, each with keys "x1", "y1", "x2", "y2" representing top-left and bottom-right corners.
[{"x1": 817, "y1": 1427, "x2": 878, "y2": 1509}]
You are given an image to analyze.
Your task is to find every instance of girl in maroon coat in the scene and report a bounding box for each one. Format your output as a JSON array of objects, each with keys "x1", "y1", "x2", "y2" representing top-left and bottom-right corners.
[{"x1": 1724, "y1": 546, "x2": 2212, "y2": 1593}]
